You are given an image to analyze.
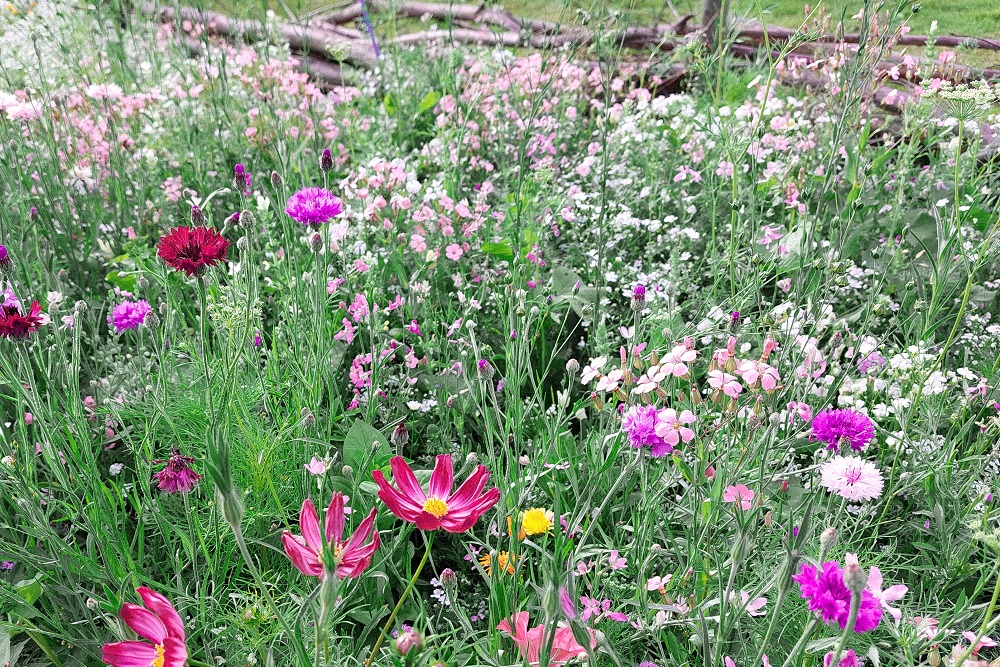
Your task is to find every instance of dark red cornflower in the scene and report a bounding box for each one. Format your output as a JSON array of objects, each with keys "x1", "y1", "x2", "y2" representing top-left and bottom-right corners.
[
  {"x1": 153, "y1": 449, "x2": 202, "y2": 493},
  {"x1": 0, "y1": 300, "x2": 43, "y2": 340},
  {"x1": 156, "y1": 226, "x2": 230, "y2": 277}
]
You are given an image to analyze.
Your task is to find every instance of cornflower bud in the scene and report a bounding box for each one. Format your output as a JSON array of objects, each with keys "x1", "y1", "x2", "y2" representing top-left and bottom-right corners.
[
  {"x1": 440, "y1": 568, "x2": 458, "y2": 592},
  {"x1": 0, "y1": 245, "x2": 11, "y2": 274},
  {"x1": 631, "y1": 284, "x2": 646, "y2": 311},
  {"x1": 819, "y1": 527, "x2": 838, "y2": 560},
  {"x1": 391, "y1": 423, "x2": 409, "y2": 447},
  {"x1": 566, "y1": 358, "x2": 580, "y2": 374},
  {"x1": 320, "y1": 148, "x2": 334, "y2": 172},
  {"x1": 843, "y1": 553, "x2": 866, "y2": 593},
  {"x1": 477, "y1": 359, "x2": 495, "y2": 379},
  {"x1": 394, "y1": 631, "x2": 422, "y2": 656},
  {"x1": 310, "y1": 232, "x2": 323, "y2": 253},
  {"x1": 29, "y1": 206, "x2": 39, "y2": 220},
  {"x1": 270, "y1": 170, "x2": 282, "y2": 187},
  {"x1": 190, "y1": 205, "x2": 204, "y2": 225}
]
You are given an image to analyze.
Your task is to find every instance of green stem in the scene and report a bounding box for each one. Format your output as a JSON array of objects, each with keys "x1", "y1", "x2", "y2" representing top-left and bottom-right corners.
[
  {"x1": 780, "y1": 617, "x2": 818, "y2": 667},
  {"x1": 365, "y1": 532, "x2": 434, "y2": 667},
  {"x1": 827, "y1": 590, "x2": 861, "y2": 667},
  {"x1": 954, "y1": 561, "x2": 1000, "y2": 667}
]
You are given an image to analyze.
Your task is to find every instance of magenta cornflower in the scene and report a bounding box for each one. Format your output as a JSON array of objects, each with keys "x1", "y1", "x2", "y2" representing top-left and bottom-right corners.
[
  {"x1": 792, "y1": 561, "x2": 883, "y2": 633},
  {"x1": 820, "y1": 456, "x2": 884, "y2": 502},
  {"x1": 621, "y1": 404, "x2": 673, "y2": 457},
  {"x1": 152, "y1": 449, "x2": 202, "y2": 493},
  {"x1": 285, "y1": 187, "x2": 343, "y2": 225},
  {"x1": 824, "y1": 650, "x2": 858, "y2": 667},
  {"x1": 811, "y1": 408, "x2": 875, "y2": 452},
  {"x1": 108, "y1": 300, "x2": 152, "y2": 334}
]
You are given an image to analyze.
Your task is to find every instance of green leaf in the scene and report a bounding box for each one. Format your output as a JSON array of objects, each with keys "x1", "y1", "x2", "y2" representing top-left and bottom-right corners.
[
  {"x1": 417, "y1": 91, "x2": 441, "y2": 114},
  {"x1": 14, "y1": 574, "x2": 42, "y2": 604},
  {"x1": 481, "y1": 241, "x2": 514, "y2": 261},
  {"x1": 343, "y1": 420, "x2": 391, "y2": 471},
  {"x1": 106, "y1": 270, "x2": 137, "y2": 293},
  {"x1": 383, "y1": 93, "x2": 397, "y2": 115}
]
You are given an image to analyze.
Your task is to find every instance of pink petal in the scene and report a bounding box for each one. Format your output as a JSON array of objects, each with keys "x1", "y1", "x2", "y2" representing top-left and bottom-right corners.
[
  {"x1": 299, "y1": 499, "x2": 323, "y2": 553},
  {"x1": 119, "y1": 603, "x2": 168, "y2": 644},
  {"x1": 136, "y1": 587, "x2": 185, "y2": 641},
  {"x1": 867, "y1": 567, "x2": 884, "y2": 593},
  {"x1": 163, "y1": 637, "x2": 188, "y2": 667},
  {"x1": 373, "y1": 470, "x2": 423, "y2": 520},
  {"x1": 282, "y1": 532, "x2": 322, "y2": 577},
  {"x1": 414, "y1": 510, "x2": 442, "y2": 531},
  {"x1": 342, "y1": 506, "x2": 378, "y2": 552},
  {"x1": 388, "y1": 456, "x2": 428, "y2": 504},
  {"x1": 325, "y1": 494, "x2": 345, "y2": 547},
  {"x1": 446, "y1": 465, "x2": 490, "y2": 508},
  {"x1": 102, "y1": 641, "x2": 160, "y2": 667},
  {"x1": 882, "y1": 584, "x2": 908, "y2": 602},
  {"x1": 428, "y1": 454, "x2": 454, "y2": 499}
]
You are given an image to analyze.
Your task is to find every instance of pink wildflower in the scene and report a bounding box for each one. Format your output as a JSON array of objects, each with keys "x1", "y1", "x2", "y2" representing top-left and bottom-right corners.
[
  {"x1": 820, "y1": 456, "x2": 884, "y2": 502},
  {"x1": 723, "y1": 484, "x2": 755, "y2": 510}
]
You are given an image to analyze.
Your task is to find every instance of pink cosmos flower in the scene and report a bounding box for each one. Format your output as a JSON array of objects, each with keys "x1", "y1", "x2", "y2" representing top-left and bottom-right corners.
[
  {"x1": 707, "y1": 370, "x2": 742, "y2": 399},
  {"x1": 866, "y1": 567, "x2": 907, "y2": 621},
  {"x1": 723, "y1": 484, "x2": 755, "y2": 510},
  {"x1": 281, "y1": 493, "x2": 379, "y2": 580},
  {"x1": 102, "y1": 587, "x2": 187, "y2": 667},
  {"x1": 497, "y1": 611, "x2": 597, "y2": 666},
  {"x1": 653, "y1": 408, "x2": 696, "y2": 448},
  {"x1": 372, "y1": 454, "x2": 500, "y2": 532}
]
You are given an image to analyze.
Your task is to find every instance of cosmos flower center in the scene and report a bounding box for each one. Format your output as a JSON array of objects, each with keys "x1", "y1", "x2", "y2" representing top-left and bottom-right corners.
[
  {"x1": 152, "y1": 643, "x2": 166, "y2": 667},
  {"x1": 422, "y1": 497, "x2": 448, "y2": 518}
]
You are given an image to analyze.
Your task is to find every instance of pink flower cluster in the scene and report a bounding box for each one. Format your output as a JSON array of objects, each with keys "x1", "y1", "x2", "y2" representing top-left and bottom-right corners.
[{"x1": 620, "y1": 404, "x2": 696, "y2": 457}]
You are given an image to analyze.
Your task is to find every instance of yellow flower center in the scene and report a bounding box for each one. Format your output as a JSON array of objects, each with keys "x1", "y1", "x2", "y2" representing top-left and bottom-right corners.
[
  {"x1": 520, "y1": 508, "x2": 553, "y2": 536},
  {"x1": 152, "y1": 644, "x2": 166, "y2": 667},
  {"x1": 422, "y1": 497, "x2": 448, "y2": 518}
]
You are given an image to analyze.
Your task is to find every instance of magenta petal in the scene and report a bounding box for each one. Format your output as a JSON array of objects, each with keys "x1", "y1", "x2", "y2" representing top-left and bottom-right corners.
[
  {"x1": 136, "y1": 587, "x2": 185, "y2": 641},
  {"x1": 373, "y1": 469, "x2": 424, "y2": 515},
  {"x1": 388, "y1": 457, "x2": 428, "y2": 505},
  {"x1": 447, "y1": 465, "x2": 490, "y2": 508},
  {"x1": 162, "y1": 636, "x2": 188, "y2": 667},
  {"x1": 282, "y1": 531, "x2": 322, "y2": 577},
  {"x1": 119, "y1": 603, "x2": 168, "y2": 644},
  {"x1": 326, "y1": 493, "x2": 345, "y2": 547},
  {"x1": 414, "y1": 511, "x2": 442, "y2": 531},
  {"x1": 428, "y1": 454, "x2": 454, "y2": 499},
  {"x1": 102, "y1": 641, "x2": 160, "y2": 667},
  {"x1": 343, "y1": 506, "x2": 378, "y2": 552},
  {"x1": 299, "y1": 499, "x2": 323, "y2": 552}
]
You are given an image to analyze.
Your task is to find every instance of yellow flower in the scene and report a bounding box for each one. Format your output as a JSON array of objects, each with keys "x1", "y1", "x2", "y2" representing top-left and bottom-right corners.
[
  {"x1": 479, "y1": 551, "x2": 519, "y2": 577},
  {"x1": 520, "y1": 507, "x2": 554, "y2": 537}
]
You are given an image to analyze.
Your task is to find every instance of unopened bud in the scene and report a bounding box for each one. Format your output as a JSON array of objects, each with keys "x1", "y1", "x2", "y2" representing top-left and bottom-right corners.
[
  {"x1": 237, "y1": 236, "x2": 249, "y2": 252},
  {"x1": 477, "y1": 359, "x2": 495, "y2": 379},
  {"x1": 191, "y1": 205, "x2": 204, "y2": 225},
  {"x1": 310, "y1": 232, "x2": 323, "y2": 253},
  {"x1": 145, "y1": 312, "x2": 160, "y2": 328},
  {"x1": 320, "y1": 148, "x2": 334, "y2": 172},
  {"x1": 631, "y1": 284, "x2": 646, "y2": 311},
  {"x1": 342, "y1": 465, "x2": 353, "y2": 477},
  {"x1": 391, "y1": 423, "x2": 409, "y2": 447},
  {"x1": 842, "y1": 553, "x2": 866, "y2": 593},
  {"x1": 0, "y1": 245, "x2": 10, "y2": 274},
  {"x1": 394, "y1": 631, "x2": 422, "y2": 656},
  {"x1": 138, "y1": 276, "x2": 149, "y2": 290},
  {"x1": 440, "y1": 568, "x2": 458, "y2": 591},
  {"x1": 566, "y1": 359, "x2": 580, "y2": 374},
  {"x1": 819, "y1": 527, "x2": 838, "y2": 554},
  {"x1": 270, "y1": 170, "x2": 282, "y2": 187},
  {"x1": 465, "y1": 451, "x2": 478, "y2": 465},
  {"x1": 29, "y1": 206, "x2": 39, "y2": 220}
]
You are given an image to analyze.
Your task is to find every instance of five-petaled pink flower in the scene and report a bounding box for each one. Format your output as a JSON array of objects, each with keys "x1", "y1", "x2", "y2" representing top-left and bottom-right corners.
[
  {"x1": 708, "y1": 370, "x2": 743, "y2": 399},
  {"x1": 282, "y1": 493, "x2": 380, "y2": 579},
  {"x1": 102, "y1": 587, "x2": 188, "y2": 667},
  {"x1": 373, "y1": 454, "x2": 500, "y2": 532},
  {"x1": 653, "y1": 408, "x2": 697, "y2": 447},
  {"x1": 723, "y1": 484, "x2": 755, "y2": 510},
  {"x1": 497, "y1": 611, "x2": 597, "y2": 666},
  {"x1": 866, "y1": 567, "x2": 907, "y2": 622}
]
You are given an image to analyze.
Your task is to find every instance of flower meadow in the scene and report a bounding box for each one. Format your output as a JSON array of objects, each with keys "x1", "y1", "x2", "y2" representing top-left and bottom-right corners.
[{"x1": 2, "y1": 1, "x2": 1000, "y2": 666}]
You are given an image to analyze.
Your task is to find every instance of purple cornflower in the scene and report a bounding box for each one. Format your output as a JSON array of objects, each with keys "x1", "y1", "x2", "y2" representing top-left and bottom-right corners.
[
  {"x1": 792, "y1": 561, "x2": 883, "y2": 633},
  {"x1": 621, "y1": 404, "x2": 673, "y2": 457},
  {"x1": 108, "y1": 300, "x2": 152, "y2": 334},
  {"x1": 631, "y1": 284, "x2": 646, "y2": 310},
  {"x1": 0, "y1": 245, "x2": 9, "y2": 272},
  {"x1": 811, "y1": 408, "x2": 875, "y2": 452},
  {"x1": 152, "y1": 448, "x2": 202, "y2": 493},
  {"x1": 285, "y1": 187, "x2": 343, "y2": 225}
]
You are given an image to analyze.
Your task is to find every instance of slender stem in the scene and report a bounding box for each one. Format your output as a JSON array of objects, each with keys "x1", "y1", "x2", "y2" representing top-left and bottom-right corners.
[
  {"x1": 197, "y1": 279, "x2": 215, "y2": 423},
  {"x1": 954, "y1": 561, "x2": 1000, "y2": 667},
  {"x1": 780, "y1": 617, "x2": 818, "y2": 667},
  {"x1": 365, "y1": 532, "x2": 434, "y2": 667},
  {"x1": 827, "y1": 590, "x2": 861, "y2": 666}
]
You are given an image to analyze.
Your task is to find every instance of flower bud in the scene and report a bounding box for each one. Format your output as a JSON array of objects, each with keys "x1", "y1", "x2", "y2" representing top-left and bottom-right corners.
[
  {"x1": 394, "y1": 630, "x2": 422, "y2": 656},
  {"x1": 842, "y1": 553, "x2": 866, "y2": 593},
  {"x1": 320, "y1": 148, "x2": 334, "y2": 172},
  {"x1": 270, "y1": 170, "x2": 282, "y2": 188},
  {"x1": 819, "y1": 527, "x2": 837, "y2": 556},
  {"x1": 310, "y1": 232, "x2": 323, "y2": 253},
  {"x1": 631, "y1": 284, "x2": 646, "y2": 311},
  {"x1": 440, "y1": 568, "x2": 458, "y2": 592},
  {"x1": 391, "y1": 423, "x2": 409, "y2": 447},
  {"x1": 342, "y1": 465, "x2": 353, "y2": 477},
  {"x1": 138, "y1": 276, "x2": 149, "y2": 290},
  {"x1": 477, "y1": 359, "x2": 495, "y2": 379},
  {"x1": 29, "y1": 206, "x2": 39, "y2": 221},
  {"x1": 191, "y1": 205, "x2": 204, "y2": 225},
  {"x1": 566, "y1": 359, "x2": 580, "y2": 374}
]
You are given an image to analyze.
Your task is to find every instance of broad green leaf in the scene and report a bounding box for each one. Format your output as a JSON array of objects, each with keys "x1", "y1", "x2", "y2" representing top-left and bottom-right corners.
[{"x1": 343, "y1": 420, "x2": 391, "y2": 471}]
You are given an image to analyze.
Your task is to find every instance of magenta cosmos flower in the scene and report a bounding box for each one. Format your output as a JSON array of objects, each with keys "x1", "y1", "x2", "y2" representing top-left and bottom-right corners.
[
  {"x1": 811, "y1": 408, "x2": 875, "y2": 452},
  {"x1": 285, "y1": 187, "x2": 343, "y2": 225},
  {"x1": 372, "y1": 454, "x2": 500, "y2": 532},
  {"x1": 109, "y1": 300, "x2": 152, "y2": 334},
  {"x1": 102, "y1": 587, "x2": 187, "y2": 667},
  {"x1": 282, "y1": 493, "x2": 379, "y2": 579},
  {"x1": 792, "y1": 561, "x2": 883, "y2": 633}
]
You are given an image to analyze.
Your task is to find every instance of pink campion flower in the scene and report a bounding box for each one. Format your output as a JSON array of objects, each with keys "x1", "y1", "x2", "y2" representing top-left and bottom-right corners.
[
  {"x1": 758, "y1": 225, "x2": 783, "y2": 245},
  {"x1": 912, "y1": 616, "x2": 940, "y2": 641},
  {"x1": 646, "y1": 575, "x2": 671, "y2": 593},
  {"x1": 304, "y1": 457, "x2": 326, "y2": 475},
  {"x1": 653, "y1": 408, "x2": 696, "y2": 448},
  {"x1": 372, "y1": 454, "x2": 500, "y2": 532},
  {"x1": 580, "y1": 356, "x2": 606, "y2": 384},
  {"x1": 866, "y1": 567, "x2": 907, "y2": 621},
  {"x1": 962, "y1": 631, "x2": 997, "y2": 654},
  {"x1": 707, "y1": 370, "x2": 743, "y2": 399},
  {"x1": 735, "y1": 359, "x2": 780, "y2": 392},
  {"x1": 407, "y1": 320, "x2": 422, "y2": 336},
  {"x1": 102, "y1": 587, "x2": 187, "y2": 667},
  {"x1": 735, "y1": 590, "x2": 767, "y2": 616},
  {"x1": 723, "y1": 484, "x2": 755, "y2": 510},
  {"x1": 594, "y1": 368, "x2": 624, "y2": 393},
  {"x1": 660, "y1": 344, "x2": 697, "y2": 378},
  {"x1": 793, "y1": 561, "x2": 883, "y2": 633},
  {"x1": 632, "y1": 364, "x2": 669, "y2": 394},
  {"x1": 348, "y1": 293, "x2": 370, "y2": 323},
  {"x1": 580, "y1": 597, "x2": 628, "y2": 623},
  {"x1": 497, "y1": 612, "x2": 597, "y2": 666},
  {"x1": 281, "y1": 494, "x2": 379, "y2": 580},
  {"x1": 608, "y1": 549, "x2": 627, "y2": 570}
]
